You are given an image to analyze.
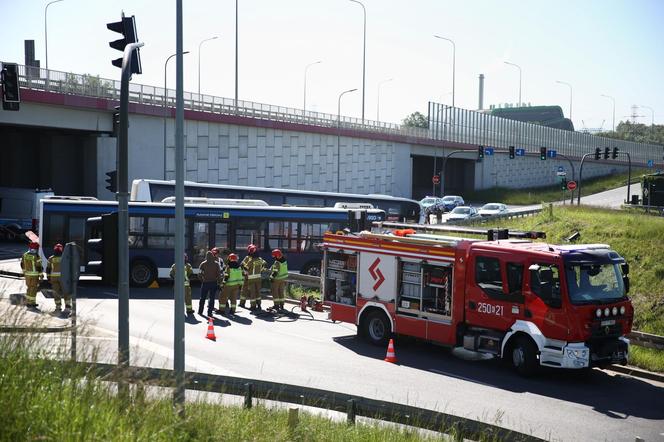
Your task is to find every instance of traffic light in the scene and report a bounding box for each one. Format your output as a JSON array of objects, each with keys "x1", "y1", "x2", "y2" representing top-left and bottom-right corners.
[
  {"x1": 604, "y1": 147, "x2": 610, "y2": 160},
  {"x1": 612, "y1": 147, "x2": 619, "y2": 159},
  {"x1": 594, "y1": 147, "x2": 601, "y2": 160},
  {"x1": 105, "y1": 170, "x2": 117, "y2": 193},
  {"x1": 1, "y1": 62, "x2": 20, "y2": 111},
  {"x1": 540, "y1": 147, "x2": 547, "y2": 161},
  {"x1": 478, "y1": 145, "x2": 484, "y2": 161},
  {"x1": 107, "y1": 14, "x2": 142, "y2": 74},
  {"x1": 561, "y1": 177, "x2": 567, "y2": 190},
  {"x1": 509, "y1": 145, "x2": 515, "y2": 159},
  {"x1": 86, "y1": 213, "x2": 118, "y2": 285}
]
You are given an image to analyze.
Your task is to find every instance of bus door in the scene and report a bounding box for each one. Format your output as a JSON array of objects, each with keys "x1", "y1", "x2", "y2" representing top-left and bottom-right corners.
[
  {"x1": 188, "y1": 220, "x2": 211, "y2": 268},
  {"x1": 212, "y1": 221, "x2": 230, "y2": 251}
]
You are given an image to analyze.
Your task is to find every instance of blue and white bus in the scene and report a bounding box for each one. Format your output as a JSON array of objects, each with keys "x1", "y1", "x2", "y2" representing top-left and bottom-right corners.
[
  {"x1": 39, "y1": 198, "x2": 384, "y2": 286},
  {"x1": 130, "y1": 179, "x2": 420, "y2": 222}
]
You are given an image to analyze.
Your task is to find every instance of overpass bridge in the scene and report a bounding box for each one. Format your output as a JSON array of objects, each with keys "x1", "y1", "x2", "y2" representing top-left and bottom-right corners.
[{"x1": 1, "y1": 63, "x2": 661, "y2": 200}]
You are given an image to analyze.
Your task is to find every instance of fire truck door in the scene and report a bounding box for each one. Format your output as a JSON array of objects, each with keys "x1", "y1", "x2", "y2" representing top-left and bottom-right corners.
[
  {"x1": 524, "y1": 260, "x2": 569, "y2": 339},
  {"x1": 465, "y1": 253, "x2": 523, "y2": 331}
]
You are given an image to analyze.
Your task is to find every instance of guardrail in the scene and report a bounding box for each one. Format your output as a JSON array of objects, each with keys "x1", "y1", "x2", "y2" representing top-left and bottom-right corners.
[
  {"x1": 628, "y1": 331, "x2": 664, "y2": 351},
  {"x1": 440, "y1": 206, "x2": 544, "y2": 226}
]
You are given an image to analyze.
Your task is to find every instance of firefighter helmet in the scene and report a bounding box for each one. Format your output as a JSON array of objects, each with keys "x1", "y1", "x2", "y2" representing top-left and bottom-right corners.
[
  {"x1": 28, "y1": 242, "x2": 39, "y2": 250},
  {"x1": 53, "y1": 243, "x2": 64, "y2": 253},
  {"x1": 228, "y1": 253, "x2": 239, "y2": 262},
  {"x1": 271, "y1": 249, "x2": 282, "y2": 259},
  {"x1": 211, "y1": 247, "x2": 219, "y2": 256},
  {"x1": 247, "y1": 244, "x2": 257, "y2": 254}
]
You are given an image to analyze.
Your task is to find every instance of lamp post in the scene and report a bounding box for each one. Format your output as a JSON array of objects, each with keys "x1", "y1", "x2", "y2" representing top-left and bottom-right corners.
[
  {"x1": 555, "y1": 80, "x2": 573, "y2": 120},
  {"x1": 639, "y1": 105, "x2": 655, "y2": 135},
  {"x1": 349, "y1": 0, "x2": 366, "y2": 123},
  {"x1": 164, "y1": 51, "x2": 190, "y2": 180},
  {"x1": 433, "y1": 35, "x2": 455, "y2": 108},
  {"x1": 337, "y1": 88, "x2": 358, "y2": 191},
  {"x1": 504, "y1": 61, "x2": 522, "y2": 106},
  {"x1": 198, "y1": 36, "x2": 218, "y2": 97},
  {"x1": 601, "y1": 94, "x2": 616, "y2": 132},
  {"x1": 44, "y1": 0, "x2": 65, "y2": 70},
  {"x1": 376, "y1": 78, "x2": 393, "y2": 122},
  {"x1": 303, "y1": 60, "x2": 322, "y2": 115},
  {"x1": 235, "y1": 0, "x2": 239, "y2": 106}
]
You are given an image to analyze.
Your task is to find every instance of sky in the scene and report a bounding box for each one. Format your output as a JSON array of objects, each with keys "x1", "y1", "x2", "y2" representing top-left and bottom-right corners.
[{"x1": 1, "y1": 0, "x2": 663, "y2": 130}]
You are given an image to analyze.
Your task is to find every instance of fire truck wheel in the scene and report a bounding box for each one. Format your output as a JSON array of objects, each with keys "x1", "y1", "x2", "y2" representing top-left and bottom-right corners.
[
  {"x1": 510, "y1": 336, "x2": 538, "y2": 376},
  {"x1": 362, "y1": 310, "x2": 391, "y2": 346}
]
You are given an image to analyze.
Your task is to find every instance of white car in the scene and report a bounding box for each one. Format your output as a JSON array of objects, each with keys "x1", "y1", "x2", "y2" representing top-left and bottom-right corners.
[
  {"x1": 419, "y1": 197, "x2": 442, "y2": 210},
  {"x1": 445, "y1": 206, "x2": 479, "y2": 221},
  {"x1": 478, "y1": 203, "x2": 508, "y2": 217}
]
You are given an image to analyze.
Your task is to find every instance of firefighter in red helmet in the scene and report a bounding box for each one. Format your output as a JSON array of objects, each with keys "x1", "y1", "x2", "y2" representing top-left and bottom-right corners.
[
  {"x1": 240, "y1": 244, "x2": 266, "y2": 310},
  {"x1": 219, "y1": 253, "x2": 243, "y2": 315},
  {"x1": 269, "y1": 248, "x2": 288, "y2": 311},
  {"x1": 170, "y1": 253, "x2": 194, "y2": 315},
  {"x1": 46, "y1": 243, "x2": 71, "y2": 314},
  {"x1": 21, "y1": 242, "x2": 43, "y2": 308}
]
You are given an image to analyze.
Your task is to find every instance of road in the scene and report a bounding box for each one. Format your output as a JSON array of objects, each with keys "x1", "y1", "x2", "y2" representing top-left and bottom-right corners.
[{"x1": 1, "y1": 268, "x2": 662, "y2": 442}]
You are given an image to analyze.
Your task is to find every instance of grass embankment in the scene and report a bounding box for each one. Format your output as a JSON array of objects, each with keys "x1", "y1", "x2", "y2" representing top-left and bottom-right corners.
[
  {"x1": 465, "y1": 169, "x2": 647, "y2": 205},
  {"x1": 489, "y1": 205, "x2": 664, "y2": 372}
]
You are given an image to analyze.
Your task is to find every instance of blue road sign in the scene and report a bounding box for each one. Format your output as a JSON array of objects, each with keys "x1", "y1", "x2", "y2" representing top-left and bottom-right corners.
[
  {"x1": 647, "y1": 160, "x2": 654, "y2": 168},
  {"x1": 485, "y1": 147, "x2": 494, "y2": 156},
  {"x1": 557, "y1": 166, "x2": 564, "y2": 173},
  {"x1": 547, "y1": 149, "x2": 557, "y2": 158},
  {"x1": 515, "y1": 148, "x2": 525, "y2": 157}
]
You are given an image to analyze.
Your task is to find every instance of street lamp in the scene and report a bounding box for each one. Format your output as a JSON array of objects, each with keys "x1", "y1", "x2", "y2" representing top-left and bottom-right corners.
[
  {"x1": 337, "y1": 88, "x2": 358, "y2": 192},
  {"x1": 639, "y1": 105, "x2": 655, "y2": 135},
  {"x1": 165, "y1": 51, "x2": 190, "y2": 179},
  {"x1": 44, "y1": 0, "x2": 65, "y2": 70},
  {"x1": 198, "y1": 36, "x2": 219, "y2": 97},
  {"x1": 235, "y1": 0, "x2": 239, "y2": 106},
  {"x1": 601, "y1": 94, "x2": 616, "y2": 132},
  {"x1": 433, "y1": 35, "x2": 456, "y2": 108},
  {"x1": 555, "y1": 80, "x2": 573, "y2": 120},
  {"x1": 376, "y1": 78, "x2": 393, "y2": 122},
  {"x1": 504, "y1": 61, "x2": 522, "y2": 106},
  {"x1": 349, "y1": 0, "x2": 366, "y2": 123},
  {"x1": 303, "y1": 60, "x2": 322, "y2": 115}
]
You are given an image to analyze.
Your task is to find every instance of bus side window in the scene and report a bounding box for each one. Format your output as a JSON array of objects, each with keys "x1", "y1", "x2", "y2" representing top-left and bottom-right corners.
[{"x1": 236, "y1": 220, "x2": 265, "y2": 250}]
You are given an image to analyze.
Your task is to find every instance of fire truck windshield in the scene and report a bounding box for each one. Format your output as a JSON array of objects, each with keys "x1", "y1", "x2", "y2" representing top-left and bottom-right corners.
[{"x1": 565, "y1": 262, "x2": 626, "y2": 305}]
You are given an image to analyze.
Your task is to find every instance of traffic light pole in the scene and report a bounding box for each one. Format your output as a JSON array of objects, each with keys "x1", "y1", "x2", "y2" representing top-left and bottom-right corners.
[
  {"x1": 576, "y1": 153, "x2": 593, "y2": 205},
  {"x1": 440, "y1": 149, "x2": 468, "y2": 196},
  {"x1": 623, "y1": 152, "x2": 632, "y2": 204},
  {"x1": 117, "y1": 41, "x2": 144, "y2": 401}
]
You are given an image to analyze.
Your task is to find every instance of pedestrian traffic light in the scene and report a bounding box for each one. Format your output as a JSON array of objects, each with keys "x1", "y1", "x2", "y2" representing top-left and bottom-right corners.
[
  {"x1": 612, "y1": 147, "x2": 619, "y2": 159},
  {"x1": 107, "y1": 14, "x2": 142, "y2": 74},
  {"x1": 509, "y1": 145, "x2": 515, "y2": 159},
  {"x1": 540, "y1": 147, "x2": 547, "y2": 160},
  {"x1": 86, "y1": 212, "x2": 118, "y2": 285},
  {"x1": 1, "y1": 62, "x2": 20, "y2": 111},
  {"x1": 561, "y1": 177, "x2": 567, "y2": 190},
  {"x1": 105, "y1": 170, "x2": 117, "y2": 193},
  {"x1": 594, "y1": 147, "x2": 601, "y2": 160},
  {"x1": 604, "y1": 147, "x2": 610, "y2": 160},
  {"x1": 478, "y1": 145, "x2": 484, "y2": 161}
]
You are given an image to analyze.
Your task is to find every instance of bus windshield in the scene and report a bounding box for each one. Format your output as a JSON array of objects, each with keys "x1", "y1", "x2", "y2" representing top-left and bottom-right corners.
[{"x1": 565, "y1": 262, "x2": 626, "y2": 305}]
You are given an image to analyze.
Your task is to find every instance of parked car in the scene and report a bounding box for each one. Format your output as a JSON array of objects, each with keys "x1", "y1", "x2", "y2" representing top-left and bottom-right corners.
[
  {"x1": 419, "y1": 196, "x2": 442, "y2": 210},
  {"x1": 436, "y1": 195, "x2": 465, "y2": 212},
  {"x1": 478, "y1": 203, "x2": 508, "y2": 217},
  {"x1": 446, "y1": 206, "x2": 479, "y2": 221}
]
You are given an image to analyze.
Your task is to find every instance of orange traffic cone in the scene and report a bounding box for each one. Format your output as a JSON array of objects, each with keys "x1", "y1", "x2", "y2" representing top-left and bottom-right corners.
[
  {"x1": 384, "y1": 338, "x2": 397, "y2": 363},
  {"x1": 206, "y1": 317, "x2": 216, "y2": 341}
]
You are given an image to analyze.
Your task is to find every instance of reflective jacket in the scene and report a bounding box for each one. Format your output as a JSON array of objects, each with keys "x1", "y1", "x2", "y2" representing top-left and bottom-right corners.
[
  {"x1": 47, "y1": 255, "x2": 62, "y2": 279},
  {"x1": 225, "y1": 267, "x2": 243, "y2": 287},
  {"x1": 241, "y1": 255, "x2": 266, "y2": 280},
  {"x1": 170, "y1": 263, "x2": 193, "y2": 287},
  {"x1": 21, "y1": 252, "x2": 42, "y2": 277},
  {"x1": 271, "y1": 258, "x2": 288, "y2": 280}
]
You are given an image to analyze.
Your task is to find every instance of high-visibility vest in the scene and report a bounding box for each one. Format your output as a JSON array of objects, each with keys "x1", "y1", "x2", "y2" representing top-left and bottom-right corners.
[
  {"x1": 226, "y1": 268, "x2": 243, "y2": 286},
  {"x1": 22, "y1": 252, "x2": 41, "y2": 277},
  {"x1": 48, "y1": 256, "x2": 61, "y2": 278},
  {"x1": 242, "y1": 257, "x2": 265, "y2": 280},
  {"x1": 272, "y1": 260, "x2": 288, "y2": 280},
  {"x1": 170, "y1": 263, "x2": 193, "y2": 287}
]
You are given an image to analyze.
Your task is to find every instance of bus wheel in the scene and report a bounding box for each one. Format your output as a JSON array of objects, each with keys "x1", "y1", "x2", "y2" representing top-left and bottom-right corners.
[
  {"x1": 302, "y1": 262, "x2": 321, "y2": 277},
  {"x1": 510, "y1": 336, "x2": 538, "y2": 376},
  {"x1": 361, "y1": 310, "x2": 391, "y2": 346},
  {"x1": 130, "y1": 260, "x2": 156, "y2": 287}
]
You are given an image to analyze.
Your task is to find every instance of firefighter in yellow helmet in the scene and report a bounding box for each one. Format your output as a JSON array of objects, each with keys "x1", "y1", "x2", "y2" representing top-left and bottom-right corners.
[
  {"x1": 46, "y1": 243, "x2": 71, "y2": 314},
  {"x1": 219, "y1": 253, "x2": 243, "y2": 315},
  {"x1": 21, "y1": 242, "x2": 43, "y2": 308},
  {"x1": 240, "y1": 244, "x2": 266, "y2": 310},
  {"x1": 170, "y1": 253, "x2": 194, "y2": 315},
  {"x1": 269, "y1": 249, "x2": 288, "y2": 311}
]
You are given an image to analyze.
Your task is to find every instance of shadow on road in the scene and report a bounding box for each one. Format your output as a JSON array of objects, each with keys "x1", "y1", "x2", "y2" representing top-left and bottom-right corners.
[{"x1": 333, "y1": 334, "x2": 664, "y2": 421}]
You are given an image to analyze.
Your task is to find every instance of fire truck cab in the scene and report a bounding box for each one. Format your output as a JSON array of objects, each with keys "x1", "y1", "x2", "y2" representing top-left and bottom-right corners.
[{"x1": 322, "y1": 224, "x2": 633, "y2": 375}]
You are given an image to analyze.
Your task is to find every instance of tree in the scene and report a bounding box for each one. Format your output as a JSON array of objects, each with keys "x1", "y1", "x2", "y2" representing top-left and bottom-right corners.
[
  {"x1": 597, "y1": 121, "x2": 664, "y2": 146},
  {"x1": 402, "y1": 111, "x2": 429, "y2": 128}
]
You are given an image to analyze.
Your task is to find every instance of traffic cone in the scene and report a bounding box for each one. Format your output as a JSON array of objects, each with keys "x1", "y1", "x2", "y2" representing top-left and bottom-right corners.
[
  {"x1": 205, "y1": 317, "x2": 216, "y2": 341},
  {"x1": 384, "y1": 338, "x2": 397, "y2": 363}
]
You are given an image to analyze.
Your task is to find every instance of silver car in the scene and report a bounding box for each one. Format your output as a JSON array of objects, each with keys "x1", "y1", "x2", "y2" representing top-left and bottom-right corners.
[
  {"x1": 478, "y1": 203, "x2": 508, "y2": 217},
  {"x1": 446, "y1": 206, "x2": 479, "y2": 221}
]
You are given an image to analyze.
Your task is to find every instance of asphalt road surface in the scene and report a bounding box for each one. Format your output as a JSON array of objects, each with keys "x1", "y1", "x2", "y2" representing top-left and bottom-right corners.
[{"x1": 2, "y1": 271, "x2": 662, "y2": 442}]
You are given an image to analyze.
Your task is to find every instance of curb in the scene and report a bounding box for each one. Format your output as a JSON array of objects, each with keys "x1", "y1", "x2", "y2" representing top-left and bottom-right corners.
[
  {"x1": 0, "y1": 324, "x2": 73, "y2": 333},
  {"x1": 609, "y1": 364, "x2": 664, "y2": 384}
]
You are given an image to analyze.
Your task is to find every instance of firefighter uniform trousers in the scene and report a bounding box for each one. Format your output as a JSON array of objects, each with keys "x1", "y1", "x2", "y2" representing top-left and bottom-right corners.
[
  {"x1": 270, "y1": 259, "x2": 288, "y2": 309},
  {"x1": 170, "y1": 263, "x2": 194, "y2": 313},
  {"x1": 21, "y1": 252, "x2": 42, "y2": 306},
  {"x1": 48, "y1": 255, "x2": 71, "y2": 310},
  {"x1": 241, "y1": 256, "x2": 266, "y2": 309},
  {"x1": 220, "y1": 268, "x2": 243, "y2": 313}
]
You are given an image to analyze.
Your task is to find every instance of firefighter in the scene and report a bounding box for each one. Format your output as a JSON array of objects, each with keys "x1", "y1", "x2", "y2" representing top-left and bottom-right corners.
[
  {"x1": 240, "y1": 244, "x2": 266, "y2": 310},
  {"x1": 211, "y1": 247, "x2": 224, "y2": 312},
  {"x1": 198, "y1": 250, "x2": 222, "y2": 317},
  {"x1": 46, "y1": 243, "x2": 71, "y2": 313},
  {"x1": 219, "y1": 253, "x2": 243, "y2": 315},
  {"x1": 269, "y1": 249, "x2": 288, "y2": 311},
  {"x1": 170, "y1": 253, "x2": 194, "y2": 315},
  {"x1": 21, "y1": 242, "x2": 43, "y2": 308}
]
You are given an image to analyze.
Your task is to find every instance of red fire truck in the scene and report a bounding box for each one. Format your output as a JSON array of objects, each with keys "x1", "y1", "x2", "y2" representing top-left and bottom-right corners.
[{"x1": 322, "y1": 222, "x2": 633, "y2": 375}]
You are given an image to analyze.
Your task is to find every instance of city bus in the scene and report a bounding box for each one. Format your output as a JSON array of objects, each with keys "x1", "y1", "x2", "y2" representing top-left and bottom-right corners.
[
  {"x1": 130, "y1": 179, "x2": 420, "y2": 222},
  {"x1": 39, "y1": 198, "x2": 384, "y2": 286}
]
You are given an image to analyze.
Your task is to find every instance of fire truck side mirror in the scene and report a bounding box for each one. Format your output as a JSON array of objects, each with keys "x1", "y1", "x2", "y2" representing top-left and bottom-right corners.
[
  {"x1": 623, "y1": 276, "x2": 630, "y2": 294},
  {"x1": 621, "y1": 263, "x2": 629, "y2": 275}
]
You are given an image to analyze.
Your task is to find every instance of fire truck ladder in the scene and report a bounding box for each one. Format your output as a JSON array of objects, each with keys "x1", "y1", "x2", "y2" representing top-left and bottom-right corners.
[{"x1": 372, "y1": 221, "x2": 546, "y2": 241}]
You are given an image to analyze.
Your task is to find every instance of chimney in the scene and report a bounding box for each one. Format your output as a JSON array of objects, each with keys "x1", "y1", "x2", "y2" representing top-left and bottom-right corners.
[{"x1": 478, "y1": 74, "x2": 485, "y2": 110}]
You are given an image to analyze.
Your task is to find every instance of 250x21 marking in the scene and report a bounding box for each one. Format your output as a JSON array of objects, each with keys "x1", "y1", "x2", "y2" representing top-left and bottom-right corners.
[{"x1": 477, "y1": 302, "x2": 503, "y2": 316}]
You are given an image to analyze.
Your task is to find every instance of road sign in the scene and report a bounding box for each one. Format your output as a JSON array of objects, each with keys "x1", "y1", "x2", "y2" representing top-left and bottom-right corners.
[
  {"x1": 557, "y1": 171, "x2": 567, "y2": 177},
  {"x1": 557, "y1": 166, "x2": 564, "y2": 172},
  {"x1": 485, "y1": 147, "x2": 494, "y2": 156},
  {"x1": 547, "y1": 149, "x2": 557, "y2": 158},
  {"x1": 647, "y1": 160, "x2": 654, "y2": 168},
  {"x1": 567, "y1": 180, "x2": 577, "y2": 191},
  {"x1": 515, "y1": 148, "x2": 525, "y2": 157},
  {"x1": 432, "y1": 175, "x2": 440, "y2": 185}
]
